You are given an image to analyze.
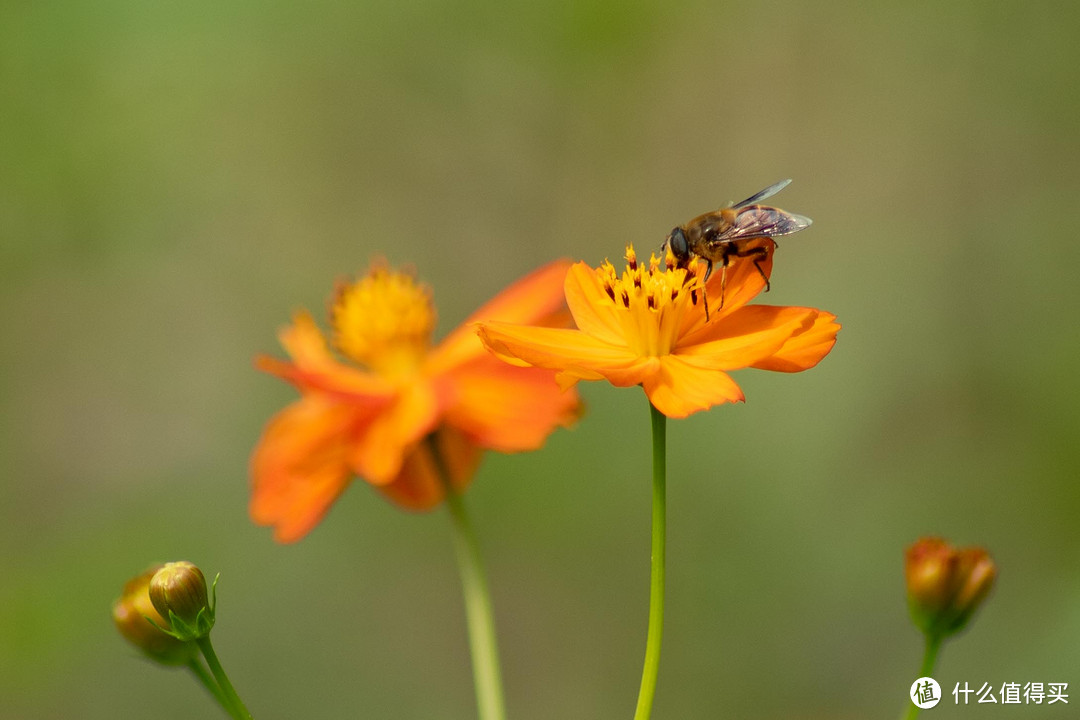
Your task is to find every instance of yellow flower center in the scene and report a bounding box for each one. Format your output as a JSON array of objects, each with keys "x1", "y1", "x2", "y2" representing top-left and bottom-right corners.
[
  {"x1": 331, "y1": 264, "x2": 436, "y2": 376},
  {"x1": 597, "y1": 245, "x2": 702, "y2": 356}
]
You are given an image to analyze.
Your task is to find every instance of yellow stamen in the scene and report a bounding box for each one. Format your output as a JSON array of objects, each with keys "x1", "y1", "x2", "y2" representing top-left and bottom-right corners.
[
  {"x1": 593, "y1": 245, "x2": 702, "y2": 357},
  {"x1": 331, "y1": 264, "x2": 436, "y2": 376}
]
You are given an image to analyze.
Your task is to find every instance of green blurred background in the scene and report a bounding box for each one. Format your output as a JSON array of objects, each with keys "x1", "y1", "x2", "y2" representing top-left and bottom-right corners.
[{"x1": 2, "y1": 0, "x2": 1078, "y2": 718}]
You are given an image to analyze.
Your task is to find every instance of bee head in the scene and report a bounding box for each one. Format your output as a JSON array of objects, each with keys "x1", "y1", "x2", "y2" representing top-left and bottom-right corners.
[{"x1": 665, "y1": 227, "x2": 690, "y2": 266}]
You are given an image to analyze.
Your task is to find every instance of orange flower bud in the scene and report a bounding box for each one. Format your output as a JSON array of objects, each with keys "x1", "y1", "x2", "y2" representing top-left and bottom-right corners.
[
  {"x1": 905, "y1": 537, "x2": 996, "y2": 639},
  {"x1": 148, "y1": 561, "x2": 216, "y2": 641},
  {"x1": 112, "y1": 565, "x2": 197, "y2": 665}
]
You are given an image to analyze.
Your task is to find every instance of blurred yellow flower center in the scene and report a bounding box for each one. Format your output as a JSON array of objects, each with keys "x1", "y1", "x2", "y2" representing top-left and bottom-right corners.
[
  {"x1": 597, "y1": 245, "x2": 701, "y2": 356},
  {"x1": 332, "y1": 266, "x2": 436, "y2": 375}
]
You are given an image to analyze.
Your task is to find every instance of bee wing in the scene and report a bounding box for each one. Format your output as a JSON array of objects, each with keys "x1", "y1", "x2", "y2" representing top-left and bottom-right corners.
[
  {"x1": 731, "y1": 179, "x2": 792, "y2": 209},
  {"x1": 715, "y1": 207, "x2": 812, "y2": 242}
]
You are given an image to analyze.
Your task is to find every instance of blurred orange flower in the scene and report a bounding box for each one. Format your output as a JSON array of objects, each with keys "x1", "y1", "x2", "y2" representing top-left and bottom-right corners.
[
  {"x1": 251, "y1": 260, "x2": 580, "y2": 542},
  {"x1": 477, "y1": 242, "x2": 839, "y2": 418},
  {"x1": 905, "y1": 537, "x2": 997, "y2": 638}
]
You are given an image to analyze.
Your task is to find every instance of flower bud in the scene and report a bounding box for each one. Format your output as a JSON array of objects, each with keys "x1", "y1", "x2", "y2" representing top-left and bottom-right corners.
[
  {"x1": 113, "y1": 565, "x2": 198, "y2": 665},
  {"x1": 148, "y1": 561, "x2": 216, "y2": 642},
  {"x1": 905, "y1": 537, "x2": 996, "y2": 639}
]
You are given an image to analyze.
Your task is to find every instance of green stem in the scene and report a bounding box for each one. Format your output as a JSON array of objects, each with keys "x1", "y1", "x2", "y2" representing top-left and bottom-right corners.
[
  {"x1": 433, "y1": 440, "x2": 507, "y2": 720},
  {"x1": 185, "y1": 656, "x2": 231, "y2": 715},
  {"x1": 902, "y1": 634, "x2": 943, "y2": 720},
  {"x1": 633, "y1": 401, "x2": 667, "y2": 720},
  {"x1": 919, "y1": 634, "x2": 942, "y2": 678},
  {"x1": 196, "y1": 636, "x2": 254, "y2": 720}
]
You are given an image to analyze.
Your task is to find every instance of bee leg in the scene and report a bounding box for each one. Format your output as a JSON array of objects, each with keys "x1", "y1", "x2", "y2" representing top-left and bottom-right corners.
[
  {"x1": 735, "y1": 244, "x2": 771, "y2": 292},
  {"x1": 719, "y1": 263, "x2": 728, "y2": 310},
  {"x1": 715, "y1": 245, "x2": 736, "y2": 313},
  {"x1": 754, "y1": 248, "x2": 771, "y2": 292},
  {"x1": 754, "y1": 257, "x2": 770, "y2": 292},
  {"x1": 701, "y1": 260, "x2": 713, "y2": 321}
]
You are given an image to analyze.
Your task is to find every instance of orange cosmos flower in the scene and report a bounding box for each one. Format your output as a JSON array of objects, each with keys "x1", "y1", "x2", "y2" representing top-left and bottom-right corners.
[
  {"x1": 251, "y1": 259, "x2": 581, "y2": 542},
  {"x1": 477, "y1": 241, "x2": 839, "y2": 419}
]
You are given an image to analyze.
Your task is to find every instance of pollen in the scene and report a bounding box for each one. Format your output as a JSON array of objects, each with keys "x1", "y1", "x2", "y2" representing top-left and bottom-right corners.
[
  {"x1": 331, "y1": 264, "x2": 436, "y2": 375},
  {"x1": 594, "y1": 245, "x2": 702, "y2": 356},
  {"x1": 598, "y1": 245, "x2": 699, "y2": 314}
]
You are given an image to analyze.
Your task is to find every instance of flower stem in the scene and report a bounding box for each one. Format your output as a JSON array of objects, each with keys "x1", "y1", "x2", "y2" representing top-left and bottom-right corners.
[
  {"x1": 196, "y1": 636, "x2": 254, "y2": 720},
  {"x1": 433, "y1": 441, "x2": 507, "y2": 720},
  {"x1": 185, "y1": 656, "x2": 230, "y2": 714},
  {"x1": 902, "y1": 634, "x2": 943, "y2": 720},
  {"x1": 634, "y1": 401, "x2": 667, "y2": 720}
]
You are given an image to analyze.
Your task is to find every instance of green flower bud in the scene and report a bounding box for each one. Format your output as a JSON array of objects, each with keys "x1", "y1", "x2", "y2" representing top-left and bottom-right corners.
[
  {"x1": 148, "y1": 561, "x2": 216, "y2": 642},
  {"x1": 113, "y1": 565, "x2": 198, "y2": 665},
  {"x1": 905, "y1": 537, "x2": 996, "y2": 640}
]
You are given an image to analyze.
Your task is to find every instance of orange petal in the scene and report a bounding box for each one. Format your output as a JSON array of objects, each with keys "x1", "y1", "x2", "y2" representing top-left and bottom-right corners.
[
  {"x1": 374, "y1": 427, "x2": 483, "y2": 510},
  {"x1": 477, "y1": 322, "x2": 654, "y2": 387},
  {"x1": 678, "y1": 305, "x2": 816, "y2": 369},
  {"x1": 249, "y1": 396, "x2": 363, "y2": 543},
  {"x1": 258, "y1": 312, "x2": 396, "y2": 401},
  {"x1": 751, "y1": 309, "x2": 840, "y2": 372},
  {"x1": 436, "y1": 425, "x2": 484, "y2": 495},
  {"x1": 641, "y1": 355, "x2": 745, "y2": 418},
  {"x1": 428, "y1": 259, "x2": 572, "y2": 374},
  {"x1": 348, "y1": 381, "x2": 441, "y2": 484},
  {"x1": 563, "y1": 261, "x2": 626, "y2": 346},
  {"x1": 440, "y1": 358, "x2": 581, "y2": 452}
]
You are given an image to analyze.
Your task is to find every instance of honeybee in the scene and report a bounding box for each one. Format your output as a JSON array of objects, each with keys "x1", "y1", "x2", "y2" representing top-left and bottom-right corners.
[{"x1": 663, "y1": 179, "x2": 812, "y2": 318}]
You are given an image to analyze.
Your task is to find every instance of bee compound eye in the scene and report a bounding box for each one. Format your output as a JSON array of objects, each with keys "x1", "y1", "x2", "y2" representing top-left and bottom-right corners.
[{"x1": 668, "y1": 228, "x2": 688, "y2": 258}]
